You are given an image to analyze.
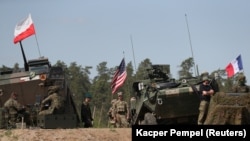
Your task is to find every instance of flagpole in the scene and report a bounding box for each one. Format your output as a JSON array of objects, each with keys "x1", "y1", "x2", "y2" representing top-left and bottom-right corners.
[
  {"x1": 35, "y1": 34, "x2": 41, "y2": 57},
  {"x1": 130, "y1": 35, "x2": 137, "y2": 79},
  {"x1": 19, "y1": 41, "x2": 29, "y2": 71}
]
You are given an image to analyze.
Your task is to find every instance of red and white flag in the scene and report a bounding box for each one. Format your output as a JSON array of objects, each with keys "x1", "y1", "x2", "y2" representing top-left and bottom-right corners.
[
  {"x1": 111, "y1": 58, "x2": 127, "y2": 94},
  {"x1": 225, "y1": 54, "x2": 243, "y2": 78},
  {"x1": 13, "y1": 14, "x2": 36, "y2": 44}
]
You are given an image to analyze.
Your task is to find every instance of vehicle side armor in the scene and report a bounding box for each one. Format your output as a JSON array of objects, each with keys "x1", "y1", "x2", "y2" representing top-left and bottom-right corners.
[{"x1": 0, "y1": 57, "x2": 80, "y2": 129}]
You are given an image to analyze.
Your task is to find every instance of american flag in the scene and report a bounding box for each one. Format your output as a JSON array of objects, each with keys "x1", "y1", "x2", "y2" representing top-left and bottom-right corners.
[{"x1": 111, "y1": 58, "x2": 127, "y2": 94}]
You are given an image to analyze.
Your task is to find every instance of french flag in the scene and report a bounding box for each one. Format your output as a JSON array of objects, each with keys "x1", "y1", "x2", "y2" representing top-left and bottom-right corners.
[
  {"x1": 13, "y1": 14, "x2": 36, "y2": 44},
  {"x1": 225, "y1": 55, "x2": 243, "y2": 78}
]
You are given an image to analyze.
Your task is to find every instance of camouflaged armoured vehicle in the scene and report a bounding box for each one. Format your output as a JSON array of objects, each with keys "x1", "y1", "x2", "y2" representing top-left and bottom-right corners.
[
  {"x1": 130, "y1": 64, "x2": 202, "y2": 125},
  {"x1": 204, "y1": 88, "x2": 250, "y2": 124},
  {"x1": 0, "y1": 57, "x2": 80, "y2": 129}
]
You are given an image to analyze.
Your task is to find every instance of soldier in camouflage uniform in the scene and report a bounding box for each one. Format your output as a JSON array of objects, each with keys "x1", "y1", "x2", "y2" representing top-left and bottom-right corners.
[
  {"x1": 39, "y1": 86, "x2": 65, "y2": 115},
  {"x1": 113, "y1": 92, "x2": 129, "y2": 128},
  {"x1": 3, "y1": 92, "x2": 23, "y2": 127},
  {"x1": 232, "y1": 73, "x2": 249, "y2": 93},
  {"x1": 108, "y1": 99, "x2": 117, "y2": 127}
]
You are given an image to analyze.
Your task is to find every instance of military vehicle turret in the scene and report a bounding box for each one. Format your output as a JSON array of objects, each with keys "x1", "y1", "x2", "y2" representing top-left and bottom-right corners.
[
  {"x1": 0, "y1": 57, "x2": 80, "y2": 129},
  {"x1": 130, "y1": 64, "x2": 203, "y2": 125}
]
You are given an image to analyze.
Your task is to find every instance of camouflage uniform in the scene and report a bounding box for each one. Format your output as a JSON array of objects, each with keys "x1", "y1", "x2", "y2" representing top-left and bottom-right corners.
[
  {"x1": 113, "y1": 92, "x2": 129, "y2": 128},
  {"x1": 108, "y1": 99, "x2": 117, "y2": 127},
  {"x1": 232, "y1": 74, "x2": 249, "y2": 93},
  {"x1": 3, "y1": 92, "x2": 23, "y2": 127},
  {"x1": 39, "y1": 86, "x2": 65, "y2": 115}
]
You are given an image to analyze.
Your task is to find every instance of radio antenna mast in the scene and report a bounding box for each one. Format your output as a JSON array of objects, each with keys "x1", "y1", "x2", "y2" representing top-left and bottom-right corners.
[
  {"x1": 130, "y1": 34, "x2": 137, "y2": 79},
  {"x1": 185, "y1": 14, "x2": 197, "y2": 76}
]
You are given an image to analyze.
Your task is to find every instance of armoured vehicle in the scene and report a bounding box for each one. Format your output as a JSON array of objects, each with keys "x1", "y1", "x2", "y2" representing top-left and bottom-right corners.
[
  {"x1": 204, "y1": 89, "x2": 250, "y2": 124},
  {"x1": 130, "y1": 64, "x2": 203, "y2": 125},
  {"x1": 0, "y1": 57, "x2": 80, "y2": 129},
  {"x1": 130, "y1": 64, "x2": 250, "y2": 125}
]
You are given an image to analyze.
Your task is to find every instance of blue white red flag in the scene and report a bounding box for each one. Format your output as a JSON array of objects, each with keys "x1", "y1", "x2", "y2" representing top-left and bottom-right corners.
[
  {"x1": 225, "y1": 54, "x2": 243, "y2": 78},
  {"x1": 111, "y1": 58, "x2": 127, "y2": 94}
]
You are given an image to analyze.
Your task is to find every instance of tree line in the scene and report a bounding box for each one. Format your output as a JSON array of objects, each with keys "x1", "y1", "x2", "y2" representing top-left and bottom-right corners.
[{"x1": 0, "y1": 57, "x2": 236, "y2": 127}]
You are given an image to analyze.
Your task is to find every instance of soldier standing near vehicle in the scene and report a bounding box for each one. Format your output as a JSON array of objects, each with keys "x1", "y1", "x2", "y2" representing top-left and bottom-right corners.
[
  {"x1": 232, "y1": 73, "x2": 249, "y2": 93},
  {"x1": 3, "y1": 92, "x2": 24, "y2": 127},
  {"x1": 39, "y1": 85, "x2": 65, "y2": 115},
  {"x1": 81, "y1": 93, "x2": 93, "y2": 128},
  {"x1": 197, "y1": 72, "x2": 215, "y2": 125},
  {"x1": 108, "y1": 99, "x2": 117, "y2": 128},
  {"x1": 113, "y1": 92, "x2": 129, "y2": 128}
]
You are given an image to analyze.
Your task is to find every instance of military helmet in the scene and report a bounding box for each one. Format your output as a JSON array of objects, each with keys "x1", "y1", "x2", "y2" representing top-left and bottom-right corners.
[
  {"x1": 201, "y1": 71, "x2": 209, "y2": 77},
  {"x1": 201, "y1": 71, "x2": 209, "y2": 81},
  {"x1": 202, "y1": 76, "x2": 209, "y2": 81},
  {"x1": 48, "y1": 86, "x2": 60, "y2": 94},
  {"x1": 237, "y1": 74, "x2": 246, "y2": 81},
  {"x1": 117, "y1": 92, "x2": 123, "y2": 96}
]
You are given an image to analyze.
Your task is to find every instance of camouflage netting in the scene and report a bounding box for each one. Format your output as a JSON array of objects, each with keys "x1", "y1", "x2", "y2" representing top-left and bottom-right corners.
[{"x1": 204, "y1": 92, "x2": 250, "y2": 125}]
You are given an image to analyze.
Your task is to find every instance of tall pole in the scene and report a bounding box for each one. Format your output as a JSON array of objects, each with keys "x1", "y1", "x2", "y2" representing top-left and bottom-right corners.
[
  {"x1": 130, "y1": 35, "x2": 137, "y2": 79},
  {"x1": 35, "y1": 34, "x2": 41, "y2": 57},
  {"x1": 19, "y1": 41, "x2": 29, "y2": 71},
  {"x1": 185, "y1": 14, "x2": 197, "y2": 76}
]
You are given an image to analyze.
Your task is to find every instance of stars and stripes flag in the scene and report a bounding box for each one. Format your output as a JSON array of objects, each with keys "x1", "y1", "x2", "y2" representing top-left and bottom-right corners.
[
  {"x1": 111, "y1": 58, "x2": 127, "y2": 94},
  {"x1": 225, "y1": 54, "x2": 243, "y2": 78},
  {"x1": 13, "y1": 14, "x2": 36, "y2": 44}
]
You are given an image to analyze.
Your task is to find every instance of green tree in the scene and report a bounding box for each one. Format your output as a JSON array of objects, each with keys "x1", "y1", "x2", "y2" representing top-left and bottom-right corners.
[
  {"x1": 0, "y1": 65, "x2": 12, "y2": 73},
  {"x1": 90, "y1": 61, "x2": 112, "y2": 127},
  {"x1": 135, "y1": 58, "x2": 152, "y2": 80},
  {"x1": 178, "y1": 57, "x2": 194, "y2": 78},
  {"x1": 2, "y1": 56, "x2": 243, "y2": 128},
  {"x1": 13, "y1": 63, "x2": 20, "y2": 73}
]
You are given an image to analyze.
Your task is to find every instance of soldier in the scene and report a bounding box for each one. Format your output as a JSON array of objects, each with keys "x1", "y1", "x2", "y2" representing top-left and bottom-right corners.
[
  {"x1": 81, "y1": 93, "x2": 93, "y2": 128},
  {"x1": 232, "y1": 73, "x2": 249, "y2": 93},
  {"x1": 197, "y1": 73, "x2": 215, "y2": 125},
  {"x1": 39, "y1": 85, "x2": 65, "y2": 115},
  {"x1": 3, "y1": 92, "x2": 24, "y2": 127},
  {"x1": 113, "y1": 92, "x2": 130, "y2": 128},
  {"x1": 108, "y1": 99, "x2": 117, "y2": 127}
]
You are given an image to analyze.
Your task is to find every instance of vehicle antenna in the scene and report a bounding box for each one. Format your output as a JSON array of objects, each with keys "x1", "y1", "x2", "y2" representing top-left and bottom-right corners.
[
  {"x1": 130, "y1": 34, "x2": 137, "y2": 80},
  {"x1": 34, "y1": 34, "x2": 41, "y2": 57},
  {"x1": 185, "y1": 14, "x2": 197, "y2": 76}
]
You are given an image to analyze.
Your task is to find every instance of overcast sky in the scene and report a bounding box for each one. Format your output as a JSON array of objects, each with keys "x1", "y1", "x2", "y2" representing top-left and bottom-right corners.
[{"x1": 0, "y1": 0, "x2": 250, "y2": 83}]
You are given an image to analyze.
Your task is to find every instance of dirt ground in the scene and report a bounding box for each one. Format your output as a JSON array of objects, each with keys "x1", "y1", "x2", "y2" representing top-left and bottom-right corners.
[{"x1": 0, "y1": 128, "x2": 132, "y2": 141}]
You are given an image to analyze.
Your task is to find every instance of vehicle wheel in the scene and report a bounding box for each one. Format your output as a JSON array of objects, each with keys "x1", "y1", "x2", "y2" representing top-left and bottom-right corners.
[{"x1": 141, "y1": 113, "x2": 157, "y2": 125}]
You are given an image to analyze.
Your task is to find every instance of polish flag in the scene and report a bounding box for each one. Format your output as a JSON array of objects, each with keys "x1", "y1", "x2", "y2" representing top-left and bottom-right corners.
[
  {"x1": 13, "y1": 14, "x2": 35, "y2": 44},
  {"x1": 225, "y1": 55, "x2": 243, "y2": 78}
]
